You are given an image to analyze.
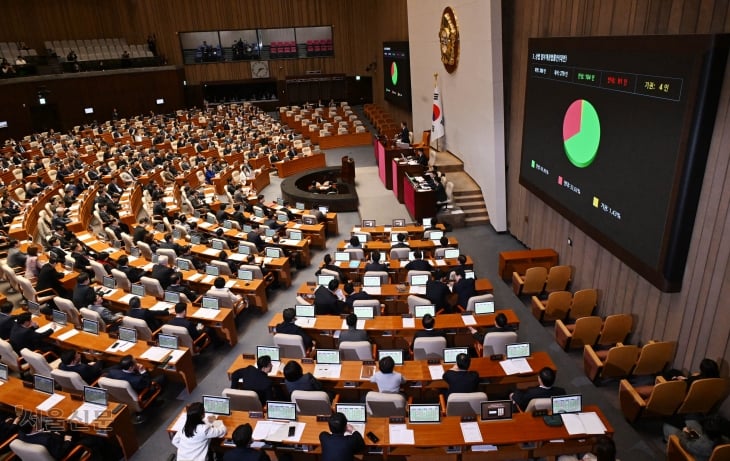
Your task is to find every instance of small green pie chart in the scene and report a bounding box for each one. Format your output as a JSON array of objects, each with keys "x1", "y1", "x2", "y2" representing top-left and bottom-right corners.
[
  {"x1": 563, "y1": 99, "x2": 600, "y2": 168},
  {"x1": 391, "y1": 61, "x2": 398, "y2": 86}
]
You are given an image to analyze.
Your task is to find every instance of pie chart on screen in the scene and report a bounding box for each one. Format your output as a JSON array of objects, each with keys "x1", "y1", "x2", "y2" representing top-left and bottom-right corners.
[
  {"x1": 391, "y1": 62, "x2": 398, "y2": 86},
  {"x1": 563, "y1": 99, "x2": 600, "y2": 168}
]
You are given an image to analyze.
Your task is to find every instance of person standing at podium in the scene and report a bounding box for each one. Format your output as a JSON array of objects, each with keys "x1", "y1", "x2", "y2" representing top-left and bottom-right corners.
[{"x1": 399, "y1": 121, "x2": 410, "y2": 144}]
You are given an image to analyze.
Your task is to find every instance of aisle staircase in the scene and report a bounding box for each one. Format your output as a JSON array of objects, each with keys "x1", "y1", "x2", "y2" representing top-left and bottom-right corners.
[{"x1": 431, "y1": 149, "x2": 490, "y2": 226}]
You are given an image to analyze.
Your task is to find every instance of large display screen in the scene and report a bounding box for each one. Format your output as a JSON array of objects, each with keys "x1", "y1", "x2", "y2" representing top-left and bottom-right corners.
[
  {"x1": 383, "y1": 41, "x2": 412, "y2": 110},
  {"x1": 520, "y1": 35, "x2": 729, "y2": 292}
]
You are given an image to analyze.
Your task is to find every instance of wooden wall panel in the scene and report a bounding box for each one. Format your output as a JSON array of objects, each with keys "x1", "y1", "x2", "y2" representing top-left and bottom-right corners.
[{"x1": 505, "y1": 0, "x2": 730, "y2": 373}]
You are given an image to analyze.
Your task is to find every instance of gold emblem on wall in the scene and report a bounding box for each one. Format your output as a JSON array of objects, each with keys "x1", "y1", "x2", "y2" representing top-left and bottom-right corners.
[{"x1": 439, "y1": 6, "x2": 459, "y2": 73}]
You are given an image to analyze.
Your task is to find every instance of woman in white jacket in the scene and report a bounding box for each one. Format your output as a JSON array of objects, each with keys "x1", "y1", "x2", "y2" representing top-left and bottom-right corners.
[{"x1": 172, "y1": 401, "x2": 228, "y2": 461}]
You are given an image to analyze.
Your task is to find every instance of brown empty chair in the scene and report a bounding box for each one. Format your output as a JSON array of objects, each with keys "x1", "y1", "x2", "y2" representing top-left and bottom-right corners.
[
  {"x1": 544, "y1": 265, "x2": 572, "y2": 293},
  {"x1": 512, "y1": 266, "x2": 547, "y2": 296},
  {"x1": 675, "y1": 378, "x2": 730, "y2": 416},
  {"x1": 555, "y1": 316, "x2": 602, "y2": 351},
  {"x1": 568, "y1": 288, "x2": 598, "y2": 320},
  {"x1": 631, "y1": 341, "x2": 676, "y2": 377},
  {"x1": 596, "y1": 314, "x2": 633, "y2": 347},
  {"x1": 583, "y1": 343, "x2": 640, "y2": 383},
  {"x1": 619, "y1": 378, "x2": 686, "y2": 423},
  {"x1": 531, "y1": 290, "x2": 571, "y2": 323},
  {"x1": 667, "y1": 433, "x2": 730, "y2": 461}
]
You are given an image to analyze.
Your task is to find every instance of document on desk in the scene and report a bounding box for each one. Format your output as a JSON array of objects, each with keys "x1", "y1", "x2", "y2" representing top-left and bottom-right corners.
[
  {"x1": 117, "y1": 293, "x2": 135, "y2": 303},
  {"x1": 150, "y1": 301, "x2": 174, "y2": 311},
  {"x1": 106, "y1": 340, "x2": 136, "y2": 353},
  {"x1": 499, "y1": 358, "x2": 533, "y2": 375},
  {"x1": 57, "y1": 329, "x2": 79, "y2": 341},
  {"x1": 314, "y1": 364, "x2": 342, "y2": 379},
  {"x1": 362, "y1": 286, "x2": 381, "y2": 296},
  {"x1": 69, "y1": 403, "x2": 105, "y2": 424},
  {"x1": 433, "y1": 259, "x2": 446, "y2": 267},
  {"x1": 203, "y1": 248, "x2": 219, "y2": 256},
  {"x1": 360, "y1": 365, "x2": 376, "y2": 379},
  {"x1": 202, "y1": 275, "x2": 216, "y2": 284},
  {"x1": 409, "y1": 286, "x2": 426, "y2": 295},
  {"x1": 192, "y1": 308, "x2": 219, "y2": 319},
  {"x1": 267, "y1": 361, "x2": 283, "y2": 377},
  {"x1": 460, "y1": 315, "x2": 477, "y2": 326},
  {"x1": 339, "y1": 318, "x2": 365, "y2": 330},
  {"x1": 167, "y1": 349, "x2": 186, "y2": 364},
  {"x1": 252, "y1": 420, "x2": 305, "y2": 442},
  {"x1": 460, "y1": 421, "x2": 484, "y2": 443},
  {"x1": 140, "y1": 346, "x2": 171, "y2": 362},
  {"x1": 295, "y1": 317, "x2": 317, "y2": 328},
  {"x1": 429, "y1": 364, "x2": 445, "y2": 380},
  {"x1": 388, "y1": 424, "x2": 414, "y2": 445},
  {"x1": 36, "y1": 394, "x2": 65, "y2": 412},
  {"x1": 228, "y1": 253, "x2": 246, "y2": 261},
  {"x1": 561, "y1": 412, "x2": 607, "y2": 435},
  {"x1": 401, "y1": 317, "x2": 416, "y2": 329},
  {"x1": 188, "y1": 273, "x2": 204, "y2": 282},
  {"x1": 36, "y1": 323, "x2": 62, "y2": 334},
  {"x1": 225, "y1": 280, "x2": 237, "y2": 288}
]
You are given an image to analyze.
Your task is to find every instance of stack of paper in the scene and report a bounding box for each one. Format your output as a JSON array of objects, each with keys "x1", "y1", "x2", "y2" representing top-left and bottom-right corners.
[
  {"x1": 193, "y1": 308, "x2": 219, "y2": 319},
  {"x1": 140, "y1": 346, "x2": 171, "y2": 362},
  {"x1": 401, "y1": 317, "x2": 416, "y2": 328},
  {"x1": 314, "y1": 364, "x2": 342, "y2": 379},
  {"x1": 150, "y1": 301, "x2": 174, "y2": 311},
  {"x1": 429, "y1": 364, "x2": 444, "y2": 380},
  {"x1": 251, "y1": 421, "x2": 305, "y2": 442},
  {"x1": 461, "y1": 315, "x2": 477, "y2": 326},
  {"x1": 499, "y1": 358, "x2": 533, "y2": 375},
  {"x1": 561, "y1": 412, "x2": 607, "y2": 435},
  {"x1": 388, "y1": 424, "x2": 414, "y2": 445},
  {"x1": 37, "y1": 394, "x2": 65, "y2": 411},
  {"x1": 68, "y1": 403, "x2": 106, "y2": 424},
  {"x1": 409, "y1": 286, "x2": 426, "y2": 295},
  {"x1": 295, "y1": 317, "x2": 317, "y2": 328},
  {"x1": 460, "y1": 422, "x2": 484, "y2": 443}
]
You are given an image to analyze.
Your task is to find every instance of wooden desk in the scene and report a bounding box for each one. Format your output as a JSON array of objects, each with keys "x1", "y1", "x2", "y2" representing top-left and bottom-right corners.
[
  {"x1": 246, "y1": 168, "x2": 271, "y2": 193},
  {"x1": 0, "y1": 377, "x2": 139, "y2": 459},
  {"x1": 392, "y1": 159, "x2": 425, "y2": 203},
  {"x1": 375, "y1": 139, "x2": 411, "y2": 190},
  {"x1": 274, "y1": 153, "x2": 327, "y2": 178},
  {"x1": 297, "y1": 279, "x2": 493, "y2": 299},
  {"x1": 285, "y1": 221, "x2": 326, "y2": 249},
  {"x1": 180, "y1": 269, "x2": 268, "y2": 313},
  {"x1": 42, "y1": 318, "x2": 198, "y2": 393},
  {"x1": 227, "y1": 353, "x2": 553, "y2": 389},
  {"x1": 336, "y1": 237, "x2": 459, "y2": 258},
  {"x1": 329, "y1": 255, "x2": 475, "y2": 283},
  {"x1": 318, "y1": 131, "x2": 372, "y2": 149},
  {"x1": 498, "y1": 249, "x2": 559, "y2": 281},
  {"x1": 403, "y1": 174, "x2": 436, "y2": 221}
]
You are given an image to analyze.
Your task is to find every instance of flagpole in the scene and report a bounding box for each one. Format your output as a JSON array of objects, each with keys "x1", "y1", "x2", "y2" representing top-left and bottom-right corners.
[{"x1": 433, "y1": 73, "x2": 440, "y2": 152}]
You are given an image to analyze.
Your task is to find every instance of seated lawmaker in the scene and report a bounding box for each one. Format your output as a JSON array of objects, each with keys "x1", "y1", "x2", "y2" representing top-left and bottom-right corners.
[
  {"x1": 275, "y1": 308, "x2": 313, "y2": 350},
  {"x1": 229, "y1": 355, "x2": 276, "y2": 405},
  {"x1": 443, "y1": 353, "x2": 479, "y2": 396},
  {"x1": 510, "y1": 367, "x2": 565, "y2": 411}
]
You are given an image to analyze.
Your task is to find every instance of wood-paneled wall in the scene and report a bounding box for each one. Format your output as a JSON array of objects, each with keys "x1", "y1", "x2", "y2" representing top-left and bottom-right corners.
[
  {"x1": 504, "y1": 0, "x2": 730, "y2": 376},
  {"x1": 0, "y1": 0, "x2": 409, "y2": 114}
]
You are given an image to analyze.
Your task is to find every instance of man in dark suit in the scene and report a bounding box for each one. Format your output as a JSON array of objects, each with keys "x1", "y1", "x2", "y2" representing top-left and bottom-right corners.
[
  {"x1": 275, "y1": 308, "x2": 313, "y2": 350},
  {"x1": 9, "y1": 313, "x2": 53, "y2": 353},
  {"x1": 319, "y1": 412, "x2": 365, "y2": 461},
  {"x1": 404, "y1": 250, "x2": 430, "y2": 272},
  {"x1": 364, "y1": 250, "x2": 388, "y2": 272},
  {"x1": 18, "y1": 422, "x2": 74, "y2": 460},
  {"x1": 425, "y1": 271, "x2": 451, "y2": 313},
  {"x1": 127, "y1": 296, "x2": 167, "y2": 331},
  {"x1": 314, "y1": 254, "x2": 346, "y2": 281},
  {"x1": 343, "y1": 282, "x2": 373, "y2": 312},
  {"x1": 116, "y1": 255, "x2": 144, "y2": 284},
  {"x1": 59, "y1": 349, "x2": 103, "y2": 384},
  {"x1": 510, "y1": 367, "x2": 566, "y2": 411},
  {"x1": 167, "y1": 302, "x2": 217, "y2": 345},
  {"x1": 442, "y1": 353, "x2": 480, "y2": 396},
  {"x1": 106, "y1": 354, "x2": 162, "y2": 394},
  {"x1": 246, "y1": 224, "x2": 265, "y2": 252},
  {"x1": 167, "y1": 273, "x2": 198, "y2": 302},
  {"x1": 392, "y1": 232, "x2": 410, "y2": 249},
  {"x1": 314, "y1": 279, "x2": 345, "y2": 315},
  {"x1": 150, "y1": 255, "x2": 175, "y2": 289},
  {"x1": 36, "y1": 254, "x2": 71, "y2": 299},
  {"x1": 132, "y1": 218, "x2": 150, "y2": 244},
  {"x1": 223, "y1": 423, "x2": 270, "y2": 461},
  {"x1": 452, "y1": 268, "x2": 476, "y2": 309},
  {"x1": 413, "y1": 314, "x2": 446, "y2": 340},
  {"x1": 0, "y1": 301, "x2": 15, "y2": 340},
  {"x1": 229, "y1": 355, "x2": 276, "y2": 405},
  {"x1": 72, "y1": 272, "x2": 96, "y2": 309}
]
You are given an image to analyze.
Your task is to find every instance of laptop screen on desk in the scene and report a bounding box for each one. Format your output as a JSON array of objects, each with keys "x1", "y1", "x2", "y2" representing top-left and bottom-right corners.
[
  {"x1": 288, "y1": 230, "x2": 302, "y2": 241},
  {"x1": 267, "y1": 401, "x2": 297, "y2": 421},
  {"x1": 408, "y1": 404, "x2": 441, "y2": 423},
  {"x1": 205, "y1": 265, "x2": 219, "y2": 276},
  {"x1": 27, "y1": 301, "x2": 41, "y2": 316},
  {"x1": 474, "y1": 301, "x2": 495, "y2": 315},
  {"x1": 203, "y1": 395, "x2": 231, "y2": 416},
  {"x1": 103, "y1": 276, "x2": 116, "y2": 289},
  {"x1": 353, "y1": 305, "x2": 375, "y2": 319},
  {"x1": 443, "y1": 347, "x2": 469, "y2": 364},
  {"x1": 151, "y1": 254, "x2": 159, "y2": 264},
  {"x1": 223, "y1": 220, "x2": 233, "y2": 230},
  {"x1": 410, "y1": 274, "x2": 429, "y2": 286},
  {"x1": 353, "y1": 233, "x2": 367, "y2": 244},
  {"x1": 429, "y1": 230, "x2": 444, "y2": 241},
  {"x1": 334, "y1": 251, "x2": 350, "y2": 262},
  {"x1": 130, "y1": 247, "x2": 141, "y2": 257},
  {"x1": 0, "y1": 364, "x2": 8, "y2": 382},
  {"x1": 318, "y1": 206, "x2": 329, "y2": 214},
  {"x1": 295, "y1": 304, "x2": 315, "y2": 318},
  {"x1": 238, "y1": 269, "x2": 253, "y2": 281},
  {"x1": 131, "y1": 284, "x2": 145, "y2": 297},
  {"x1": 295, "y1": 202, "x2": 305, "y2": 210},
  {"x1": 316, "y1": 349, "x2": 340, "y2": 365},
  {"x1": 362, "y1": 220, "x2": 375, "y2": 228},
  {"x1": 256, "y1": 345, "x2": 280, "y2": 362},
  {"x1": 422, "y1": 217, "x2": 432, "y2": 228},
  {"x1": 481, "y1": 400, "x2": 512, "y2": 421},
  {"x1": 265, "y1": 247, "x2": 282, "y2": 258},
  {"x1": 158, "y1": 334, "x2": 178, "y2": 349},
  {"x1": 238, "y1": 244, "x2": 251, "y2": 255},
  {"x1": 552, "y1": 394, "x2": 582, "y2": 414},
  {"x1": 362, "y1": 276, "x2": 381, "y2": 287},
  {"x1": 443, "y1": 248, "x2": 459, "y2": 259},
  {"x1": 378, "y1": 349, "x2": 403, "y2": 366},
  {"x1": 506, "y1": 342, "x2": 530, "y2": 360},
  {"x1": 118, "y1": 326, "x2": 137, "y2": 343},
  {"x1": 177, "y1": 259, "x2": 191, "y2": 271},
  {"x1": 265, "y1": 229, "x2": 276, "y2": 238},
  {"x1": 84, "y1": 386, "x2": 108, "y2": 406},
  {"x1": 83, "y1": 318, "x2": 99, "y2": 335},
  {"x1": 190, "y1": 235, "x2": 201, "y2": 245},
  {"x1": 317, "y1": 275, "x2": 335, "y2": 286},
  {"x1": 414, "y1": 305, "x2": 435, "y2": 318},
  {"x1": 52, "y1": 310, "x2": 67, "y2": 326},
  {"x1": 211, "y1": 240, "x2": 224, "y2": 250},
  {"x1": 201, "y1": 297, "x2": 219, "y2": 309},
  {"x1": 336, "y1": 404, "x2": 366, "y2": 423},
  {"x1": 243, "y1": 224, "x2": 253, "y2": 233},
  {"x1": 34, "y1": 374, "x2": 54, "y2": 394},
  {"x1": 391, "y1": 233, "x2": 404, "y2": 242},
  {"x1": 164, "y1": 291, "x2": 180, "y2": 303},
  {"x1": 464, "y1": 270, "x2": 475, "y2": 279},
  {"x1": 303, "y1": 217, "x2": 316, "y2": 225},
  {"x1": 392, "y1": 219, "x2": 406, "y2": 227}
]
